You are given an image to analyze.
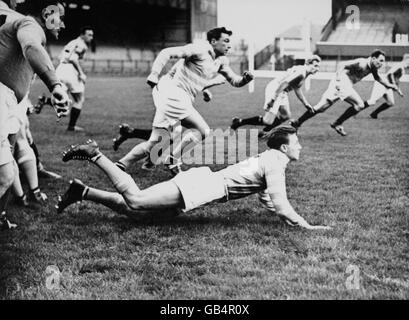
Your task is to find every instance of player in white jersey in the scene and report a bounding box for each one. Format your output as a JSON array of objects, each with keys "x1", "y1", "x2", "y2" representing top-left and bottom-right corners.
[
  {"x1": 0, "y1": 0, "x2": 69, "y2": 231},
  {"x1": 368, "y1": 54, "x2": 408, "y2": 119},
  {"x1": 291, "y1": 50, "x2": 400, "y2": 136},
  {"x1": 115, "y1": 27, "x2": 253, "y2": 175},
  {"x1": 230, "y1": 56, "x2": 321, "y2": 133},
  {"x1": 55, "y1": 27, "x2": 94, "y2": 132},
  {"x1": 57, "y1": 126, "x2": 331, "y2": 231}
]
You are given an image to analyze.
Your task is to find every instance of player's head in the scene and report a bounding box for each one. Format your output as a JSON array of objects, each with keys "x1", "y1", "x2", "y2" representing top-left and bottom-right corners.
[
  {"x1": 266, "y1": 125, "x2": 301, "y2": 161},
  {"x1": 305, "y1": 55, "x2": 321, "y2": 75},
  {"x1": 370, "y1": 49, "x2": 386, "y2": 69},
  {"x1": 207, "y1": 27, "x2": 232, "y2": 57},
  {"x1": 402, "y1": 53, "x2": 409, "y2": 68},
  {"x1": 80, "y1": 26, "x2": 94, "y2": 44},
  {"x1": 28, "y1": 1, "x2": 66, "y2": 39}
]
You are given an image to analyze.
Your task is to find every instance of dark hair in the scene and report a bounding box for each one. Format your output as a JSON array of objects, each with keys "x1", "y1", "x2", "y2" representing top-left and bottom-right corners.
[
  {"x1": 24, "y1": 0, "x2": 64, "y2": 15},
  {"x1": 306, "y1": 54, "x2": 321, "y2": 64},
  {"x1": 207, "y1": 27, "x2": 232, "y2": 42},
  {"x1": 266, "y1": 125, "x2": 297, "y2": 150},
  {"x1": 371, "y1": 49, "x2": 386, "y2": 59},
  {"x1": 80, "y1": 26, "x2": 93, "y2": 35}
]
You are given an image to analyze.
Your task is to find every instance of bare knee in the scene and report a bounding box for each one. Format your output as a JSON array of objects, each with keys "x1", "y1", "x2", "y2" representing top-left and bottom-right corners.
[{"x1": 0, "y1": 163, "x2": 16, "y2": 192}]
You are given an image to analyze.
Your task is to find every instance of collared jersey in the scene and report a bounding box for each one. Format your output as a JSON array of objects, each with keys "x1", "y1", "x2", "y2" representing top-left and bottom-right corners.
[{"x1": 0, "y1": 1, "x2": 48, "y2": 101}]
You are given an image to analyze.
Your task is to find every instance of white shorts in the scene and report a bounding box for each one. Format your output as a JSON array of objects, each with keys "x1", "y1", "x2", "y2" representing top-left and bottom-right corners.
[
  {"x1": 56, "y1": 63, "x2": 85, "y2": 93},
  {"x1": 152, "y1": 77, "x2": 197, "y2": 129},
  {"x1": 263, "y1": 79, "x2": 290, "y2": 115},
  {"x1": 322, "y1": 74, "x2": 356, "y2": 102},
  {"x1": 369, "y1": 81, "x2": 394, "y2": 104},
  {"x1": 0, "y1": 82, "x2": 17, "y2": 166},
  {"x1": 172, "y1": 167, "x2": 227, "y2": 212},
  {"x1": 8, "y1": 96, "x2": 30, "y2": 135}
]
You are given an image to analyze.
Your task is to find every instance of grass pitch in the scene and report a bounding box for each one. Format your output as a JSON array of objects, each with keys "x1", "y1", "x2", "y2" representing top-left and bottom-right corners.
[{"x1": 1, "y1": 77, "x2": 408, "y2": 299}]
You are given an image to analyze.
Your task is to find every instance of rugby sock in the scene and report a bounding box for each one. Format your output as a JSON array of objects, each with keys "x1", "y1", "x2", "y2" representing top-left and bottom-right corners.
[
  {"x1": 371, "y1": 103, "x2": 391, "y2": 117},
  {"x1": 129, "y1": 129, "x2": 152, "y2": 141},
  {"x1": 262, "y1": 117, "x2": 284, "y2": 132},
  {"x1": 239, "y1": 116, "x2": 264, "y2": 126},
  {"x1": 68, "y1": 107, "x2": 81, "y2": 129},
  {"x1": 115, "y1": 161, "x2": 126, "y2": 172},
  {"x1": 30, "y1": 142, "x2": 40, "y2": 167},
  {"x1": 296, "y1": 110, "x2": 315, "y2": 127},
  {"x1": 333, "y1": 107, "x2": 359, "y2": 126}
]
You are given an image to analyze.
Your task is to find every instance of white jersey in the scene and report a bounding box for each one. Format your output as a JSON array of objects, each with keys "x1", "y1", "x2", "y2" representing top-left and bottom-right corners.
[
  {"x1": 59, "y1": 37, "x2": 88, "y2": 64},
  {"x1": 152, "y1": 41, "x2": 230, "y2": 99}
]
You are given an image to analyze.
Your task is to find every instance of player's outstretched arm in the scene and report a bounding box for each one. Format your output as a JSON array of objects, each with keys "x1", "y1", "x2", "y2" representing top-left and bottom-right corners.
[
  {"x1": 219, "y1": 64, "x2": 254, "y2": 88},
  {"x1": 264, "y1": 173, "x2": 331, "y2": 231},
  {"x1": 294, "y1": 87, "x2": 313, "y2": 112}
]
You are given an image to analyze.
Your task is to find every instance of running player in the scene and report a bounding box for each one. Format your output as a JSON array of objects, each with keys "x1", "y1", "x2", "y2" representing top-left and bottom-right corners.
[
  {"x1": 0, "y1": 0, "x2": 69, "y2": 230},
  {"x1": 115, "y1": 27, "x2": 253, "y2": 175},
  {"x1": 290, "y1": 50, "x2": 400, "y2": 136},
  {"x1": 57, "y1": 126, "x2": 331, "y2": 231},
  {"x1": 367, "y1": 54, "x2": 408, "y2": 119},
  {"x1": 37, "y1": 27, "x2": 94, "y2": 132},
  {"x1": 230, "y1": 56, "x2": 321, "y2": 132}
]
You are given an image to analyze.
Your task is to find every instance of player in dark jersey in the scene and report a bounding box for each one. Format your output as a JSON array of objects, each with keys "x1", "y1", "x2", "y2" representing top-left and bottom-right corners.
[
  {"x1": 367, "y1": 54, "x2": 408, "y2": 119},
  {"x1": 230, "y1": 56, "x2": 321, "y2": 132},
  {"x1": 290, "y1": 50, "x2": 399, "y2": 136}
]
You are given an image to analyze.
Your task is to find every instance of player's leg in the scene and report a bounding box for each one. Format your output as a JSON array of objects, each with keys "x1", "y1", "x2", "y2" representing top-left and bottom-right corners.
[
  {"x1": 291, "y1": 96, "x2": 334, "y2": 128},
  {"x1": 370, "y1": 90, "x2": 395, "y2": 119},
  {"x1": 261, "y1": 95, "x2": 291, "y2": 133},
  {"x1": 58, "y1": 140, "x2": 184, "y2": 214},
  {"x1": 116, "y1": 127, "x2": 168, "y2": 171},
  {"x1": 0, "y1": 89, "x2": 18, "y2": 230},
  {"x1": 112, "y1": 123, "x2": 152, "y2": 151},
  {"x1": 67, "y1": 92, "x2": 85, "y2": 131},
  {"x1": 231, "y1": 80, "x2": 280, "y2": 130},
  {"x1": 330, "y1": 90, "x2": 366, "y2": 136},
  {"x1": 15, "y1": 138, "x2": 47, "y2": 205},
  {"x1": 167, "y1": 110, "x2": 210, "y2": 174}
]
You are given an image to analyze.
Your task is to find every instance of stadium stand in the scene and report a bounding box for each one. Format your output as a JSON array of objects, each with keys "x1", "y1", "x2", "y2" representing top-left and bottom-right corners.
[{"x1": 317, "y1": 1, "x2": 409, "y2": 59}]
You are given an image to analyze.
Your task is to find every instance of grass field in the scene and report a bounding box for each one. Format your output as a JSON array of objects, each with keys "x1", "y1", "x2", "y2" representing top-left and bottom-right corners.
[{"x1": 1, "y1": 77, "x2": 408, "y2": 300}]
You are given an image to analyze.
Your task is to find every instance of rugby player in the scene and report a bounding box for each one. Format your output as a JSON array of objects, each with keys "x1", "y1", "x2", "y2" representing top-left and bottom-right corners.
[
  {"x1": 290, "y1": 50, "x2": 400, "y2": 136},
  {"x1": 367, "y1": 54, "x2": 408, "y2": 119},
  {"x1": 36, "y1": 27, "x2": 94, "y2": 132},
  {"x1": 57, "y1": 126, "x2": 331, "y2": 231},
  {"x1": 0, "y1": 0, "x2": 69, "y2": 230},
  {"x1": 115, "y1": 27, "x2": 253, "y2": 175},
  {"x1": 230, "y1": 56, "x2": 321, "y2": 133}
]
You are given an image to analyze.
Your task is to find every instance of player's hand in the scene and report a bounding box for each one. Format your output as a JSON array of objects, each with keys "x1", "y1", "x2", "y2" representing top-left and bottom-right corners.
[
  {"x1": 203, "y1": 89, "x2": 212, "y2": 102},
  {"x1": 79, "y1": 73, "x2": 87, "y2": 83},
  {"x1": 147, "y1": 73, "x2": 159, "y2": 89},
  {"x1": 305, "y1": 103, "x2": 315, "y2": 114},
  {"x1": 397, "y1": 88, "x2": 404, "y2": 97},
  {"x1": 242, "y1": 71, "x2": 254, "y2": 84},
  {"x1": 51, "y1": 85, "x2": 70, "y2": 118},
  {"x1": 305, "y1": 225, "x2": 332, "y2": 231}
]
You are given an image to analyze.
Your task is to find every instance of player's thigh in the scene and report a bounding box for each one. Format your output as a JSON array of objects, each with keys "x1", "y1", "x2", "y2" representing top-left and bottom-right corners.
[
  {"x1": 181, "y1": 110, "x2": 210, "y2": 138},
  {"x1": 314, "y1": 97, "x2": 336, "y2": 113},
  {"x1": 368, "y1": 82, "x2": 385, "y2": 105},
  {"x1": 384, "y1": 90, "x2": 395, "y2": 106},
  {"x1": 0, "y1": 161, "x2": 17, "y2": 194},
  {"x1": 345, "y1": 89, "x2": 364, "y2": 110},
  {"x1": 133, "y1": 181, "x2": 183, "y2": 210},
  {"x1": 263, "y1": 111, "x2": 277, "y2": 124},
  {"x1": 71, "y1": 92, "x2": 84, "y2": 104}
]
